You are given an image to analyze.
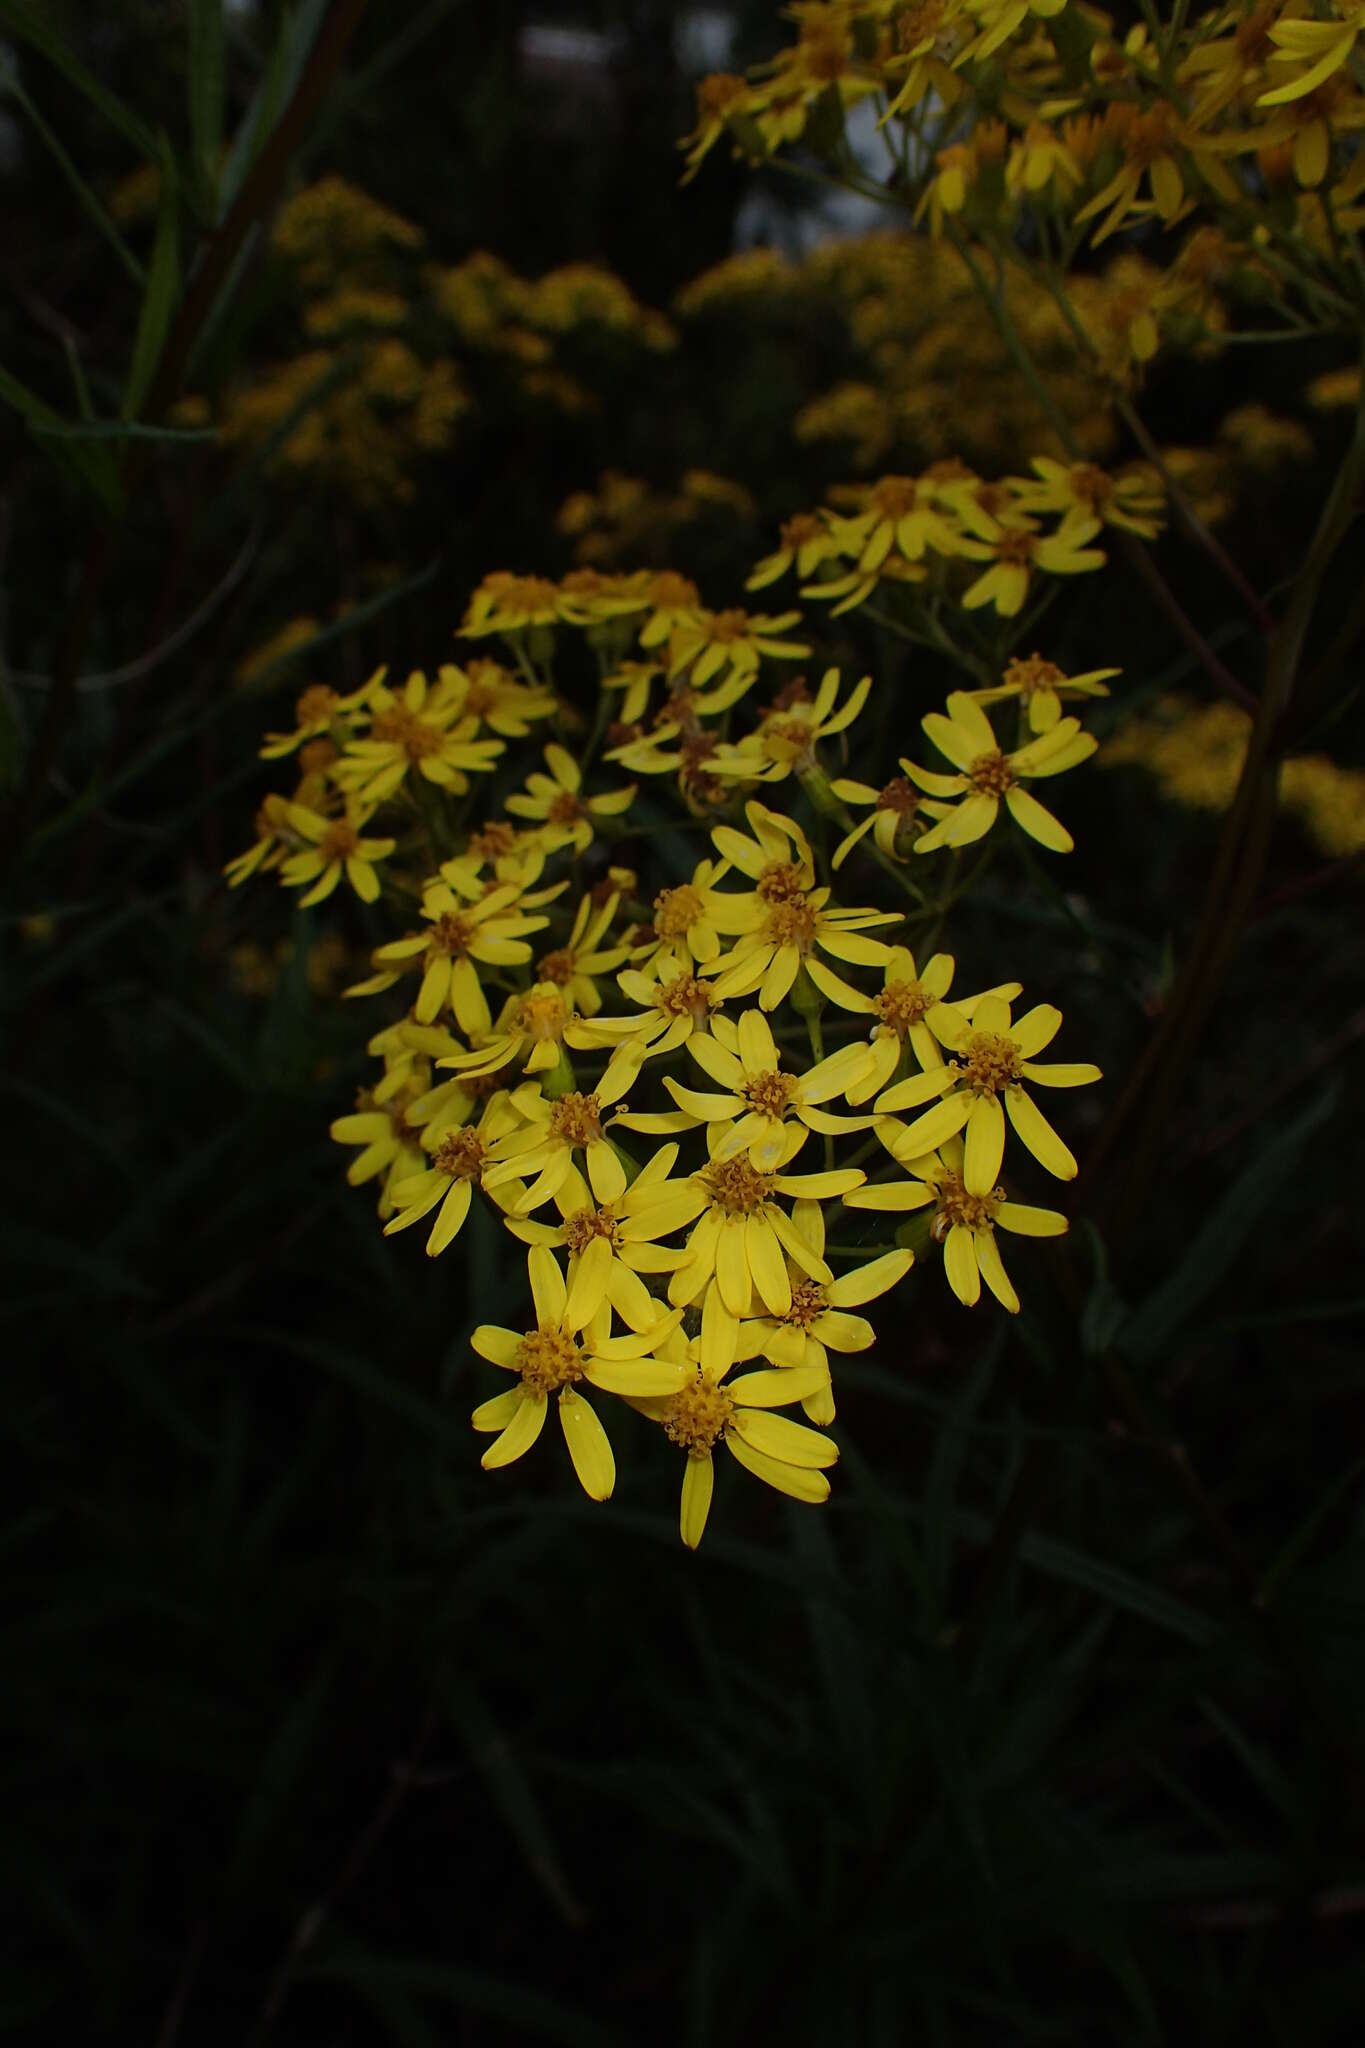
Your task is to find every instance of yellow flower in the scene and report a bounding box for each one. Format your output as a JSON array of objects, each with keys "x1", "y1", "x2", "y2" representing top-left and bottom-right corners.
[
  {"x1": 732, "y1": 1198, "x2": 913, "y2": 1423},
  {"x1": 646, "y1": 1133, "x2": 866, "y2": 1322},
  {"x1": 829, "y1": 776, "x2": 952, "y2": 868},
  {"x1": 224, "y1": 793, "x2": 301, "y2": 887},
  {"x1": 601, "y1": 659, "x2": 665, "y2": 724},
  {"x1": 504, "y1": 743, "x2": 637, "y2": 854},
  {"x1": 483, "y1": 1056, "x2": 640, "y2": 1212},
  {"x1": 904, "y1": 691, "x2": 1097, "y2": 854},
  {"x1": 801, "y1": 945, "x2": 1005, "y2": 1103},
  {"x1": 442, "y1": 658, "x2": 558, "y2": 736},
  {"x1": 829, "y1": 473, "x2": 965, "y2": 573},
  {"x1": 1006, "y1": 459, "x2": 1165, "y2": 542},
  {"x1": 918, "y1": 1134, "x2": 1068, "y2": 1313},
  {"x1": 330, "y1": 1058, "x2": 433, "y2": 1218},
  {"x1": 259, "y1": 673, "x2": 376, "y2": 759},
  {"x1": 1005, "y1": 121, "x2": 1082, "y2": 201},
  {"x1": 705, "y1": 801, "x2": 901, "y2": 1009},
  {"x1": 503, "y1": 1148, "x2": 696, "y2": 1311},
  {"x1": 333, "y1": 668, "x2": 504, "y2": 801},
  {"x1": 439, "y1": 981, "x2": 638, "y2": 1081},
  {"x1": 383, "y1": 1090, "x2": 523, "y2": 1255},
  {"x1": 639, "y1": 859, "x2": 750, "y2": 968},
  {"x1": 1075, "y1": 102, "x2": 1190, "y2": 245},
  {"x1": 679, "y1": 73, "x2": 761, "y2": 183},
  {"x1": 635, "y1": 570, "x2": 704, "y2": 650},
  {"x1": 666, "y1": 606, "x2": 811, "y2": 691},
  {"x1": 279, "y1": 798, "x2": 396, "y2": 906},
  {"x1": 745, "y1": 513, "x2": 843, "y2": 593},
  {"x1": 709, "y1": 667, "x2": 872, "y2": 785},
  {"x1": 874, "y1": 992, "x2": 1101, "y2": 1195},
  {"x1": 955, "y1": 515, "x2": 1106, "y2": 617},
  {"x1": 619, "y1": 1008, "x2": 871, "y2": 1172},
  {"x1": 470, "y1": 1247, "x2": 685, "y2": 1500},
  {"x1": 460, "y1": 572, "x2": 564, "y2": 637},
  {"x1": 967, "y1": 652, "x2": 1120, "y2": 735},
  {"x1": 351, "y1": 873, "x2": 552, "y2": 1034},
  {"x1": 588, "y1": 956, "x2": 727, "y2": 1062},
  {"x1": 630, "y1": 1289, "x2": 839, "y2": 1546},
  {"x1": 1259, "y1": 7, "x2": 1364, "y2": 107},
  {"x1": 533, "y1": 890, "x2": 631, "y2": 1016}
]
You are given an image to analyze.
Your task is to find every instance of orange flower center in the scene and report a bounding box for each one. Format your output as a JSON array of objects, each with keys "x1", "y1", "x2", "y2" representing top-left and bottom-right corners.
[
  {"x1": 654, "y1": 973, "x2": 716, "y2": 1021},
  {"x1": 516, "y1": 1324, "x2": 583, "y2": 1394},
  {"x1": 319, "y1": 819, "x2": 359, "y2": 860},
  {"x1": 537, "y1": 947, "x2": 575, "y2": 985},
  {"x1": 467, "y1": 820, "x2": 519, "y2": 860},
  {"x1": 744, "y1": 1069, "x2": 795, "y2": 1119},
  {"x1": 548, "y1": 790, "x2": 584, "y2": 826},
  {"x1": 931, "y1": 1168, "x2": 1003, "y2": 1235},
  {"x1": 1002, "y1": 654, "x2": 1066, "y2": 698},
  {"x1": 296, "y1": 684, "x2": 337, "y2": 724},
  {"x1": 955, "y1": 1030, "x2": 1023, "y2": 1095},
  {"x1": 757, "y1": 859, "x2": 808, "y2": 903},
  {"x1": 763, "y1": 897, "x2": 818, "y2": 949},
  {"x1": 429, "y1": 911, "x2": 476, "y2": 958},
  {"x1": 549, "y1": 1091, "x2": 603, "y2": 1147},
  {"x1": 662, "y1": 1370, "x2": 735, "y2": 1453},
  {"x1": 968, "y1": 750, "x2": 1017, "y2": 796},
  {"x1": 653, "y1": 884, "x2": 704, "y2": 938},
  {"x1": 782, "y1": 1277, "x2": 828, "y2": 1329},
  {"x1": 876, "y1": 775, "x2": 918, "y2": 815},
  {"x1": 562, "y1": 1204, "x2": 621, "y2": 1253},
  {"x1": 875, "y1": 977, "x2": 934, "y2": 1035},
  {"x1": 370, "y1": 706, "x2": 444, "y2": 759},
  {"x1": 432, "y1": 1128, "x2": 488, "y2": 1180},
  {"x1": 700, "y1": 1156, "x2": 775, "y2": 1215}
]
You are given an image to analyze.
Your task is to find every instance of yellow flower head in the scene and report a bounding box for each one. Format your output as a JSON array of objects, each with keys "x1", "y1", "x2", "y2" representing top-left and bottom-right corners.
[{"x1": 904, "y1": 691, "x2": 1098, "y2": 853}]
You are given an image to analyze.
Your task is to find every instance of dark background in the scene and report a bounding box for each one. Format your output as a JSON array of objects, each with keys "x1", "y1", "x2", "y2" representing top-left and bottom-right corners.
[{"x1": 4, "y1": 4, "x2": 1364, "y2": 2042}]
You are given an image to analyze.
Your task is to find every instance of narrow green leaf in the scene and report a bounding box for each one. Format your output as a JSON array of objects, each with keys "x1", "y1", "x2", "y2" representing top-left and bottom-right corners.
[
  {"x1": 1018, "y1": 1531, "x2": 1216, "y2": 1644},
  {"x1": 122, "y1": 146, "x2": 181, "y2": 421},
  {"x1": 0, "y1": 0, "x2": 158, "y2": 155},
  {"x1": 218, "y1": 0, "x2": 329, "y2": 216},
  {"x1": 1, "y1": 72, "x2": 145, "y2": 286},
  {"x1": 304, "y1": 1949, "x2": 625, "y2": 2048},
  {"x1": 32, "y1": 418, "x2": 215, "y2": 443},
  {"x1": 1119, "y1": 1083, "x2": 1340, "y2": 1365},
  {"x1": 443, "y1": 1677, "x2": 585, "y2": 1926},
  {"x1": 187, "y1": 0, "x2": 225, "y2": 212}
]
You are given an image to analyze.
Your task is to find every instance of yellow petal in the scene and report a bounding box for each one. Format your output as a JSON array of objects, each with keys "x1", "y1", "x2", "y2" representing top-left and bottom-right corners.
[
  {"x1": 528, "y1": 1243, "x2": 567, "y2": 1325},
  {"x1": 725, "y1": 1432, "x2": 831, "y2": 1502},
  {"x1": 564, "y1": 1234, "x2": 612, "y2": 1330},
  {"x1": 1005, "y1": 1085, "x2": 1077, "y2": 1179},
  {"x1": 974, "y1": 1228, "x2": 1019, "y2": 1313},
  {"x1": 470, "y1": 1389, "x2": 521, "y2": 1433},
  {"x1": 964, "y1": 1094, "x2": 1005, "y2": 1195},
  {"x1": 680, "y1": 1453, "x2": 714, "y2": 1549},
  {"x1": 943, "y1": 1222, "x2": 980, "y2": 1306},
  {"x1": 729, "y1": 1407, "x2": 838, "y2": 1468},
  {"x1": 480, "y1": 1391, "x2": 547, "y2": 1468},
  {"x1": 557, "y1": 1389, "x2": 615, "y2": 1500}
]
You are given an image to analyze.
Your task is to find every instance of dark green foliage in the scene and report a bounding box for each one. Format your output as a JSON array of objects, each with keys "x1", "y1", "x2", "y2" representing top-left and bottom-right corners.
[{"x1": 3, "y1": 5, "x2": 1364, "y2": 2044}]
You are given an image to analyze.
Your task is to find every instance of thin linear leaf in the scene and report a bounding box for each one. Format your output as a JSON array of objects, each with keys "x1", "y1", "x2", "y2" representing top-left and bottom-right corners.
[
  {"x1": 1017, "y1": 1531, "x2": 1216, "y2": 1645},
  {"x1": 0, "y1": 0, "x2": 158, "y2": 155},
  {"x1": 443, "y1": 1676, "x2": 585, "y2": 1926},
  {"x1": 304, "y1": 1948, "x2": 626, "y2": 2048},
  {"x1": 187, "y1": 0, "x2": 226, "y2": 210},
  {"x1": 122, "y1": 145, "x2": 181, "y2": 420},
  {"x1": 32, "y1": 418, "x2": 215, "y2": 443},
  {"x1": 218, "y1": 0, "x2": 329, "y2": 216},
  {"x1": 1119, "y1": 1084, "x2": 1340, "y2": 1365},
  {"x1": 1, "y1": 71, "x2": 145, "y2": 285}
]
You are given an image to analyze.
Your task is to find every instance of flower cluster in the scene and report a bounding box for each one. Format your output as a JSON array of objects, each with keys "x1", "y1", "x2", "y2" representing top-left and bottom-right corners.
[{"x1": 229, "y1": 545, "x2": 1111, "y2": 1546}]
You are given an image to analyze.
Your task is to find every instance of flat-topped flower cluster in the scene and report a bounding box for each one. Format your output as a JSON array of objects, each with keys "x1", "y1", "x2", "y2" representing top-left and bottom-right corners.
[{"x1": 229, "y1": 541, "x2": 1108, "y2": 1545}]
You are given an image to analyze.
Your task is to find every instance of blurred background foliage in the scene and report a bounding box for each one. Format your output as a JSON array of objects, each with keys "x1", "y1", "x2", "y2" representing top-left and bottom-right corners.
[{"x1": 3, "y1": 2, "x2": 1364, "y2": 2042}]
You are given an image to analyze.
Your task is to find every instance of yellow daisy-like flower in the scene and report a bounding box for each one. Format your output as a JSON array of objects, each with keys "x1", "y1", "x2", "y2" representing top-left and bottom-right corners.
[
  {"x1": 704, "y1": 802, "x2": 901, "y2": 1011},
  {"x1": 483, "y1": 1055, "x2": 640, "y2": 1212},
  {"x1": 350, "y1": 873, "x2": 552, "y2": 1034},
  {"x1": 383, "y1": 1089, "x2": 523, "y2": 1255},
  {"x1": 678, "y1": 71, "x2": 759, "y2": 184},
  {"x1": 904, "y1": 692, "x2": 1098, "y2": 855},
  {"x1": 801, "y1": 944, "x2": 1013, "y2": 1104},
  {"x1": 460, "y1": 572, "x2": 565, "y2": 637},
  {"x1": 875, "y1": 992, "x2": 1101, "y2": 1196},
  {"x1": 966, "y1": 654, "x2": 1119, "y2": 737},
  {"x1": 828, "y1": 473, "x2": 965, "y2": 575},
  {"x1": 533, "y1": 889, "x2": 631, "y2": 1017},
  {"x1": 601, "y1": 658, "x2": 665, "y2": 725},
  {"x1": 666, "y1": 606, "x2": 810, "y2": 691},
  {"x1": 618, "y1": 1009, "x2": 871, "y2": 1172},
  {"x1": 635, "y1": 570, "x2": 704, "y2": 651},
  {"x1": 279, "y1": 797, "x2": 396, "y2": 906},
  {"x1": 918, "y1": 1133, "x2": 1068, "y2": 1314},
  {"x1": 647, "y1": 1128, "x2": 866, "y2": 1322},
  {"x1": 224, "y1": 793, "x2": 302, "y2": 887},
  {"x1": 1007, "y1": 459, "x2": 1165, "y2": 543},
  {"x1": 503, "y1": 1148, "x2": 694, "y2": 1300},
  {"x1": 631, "y1": 1288, "x2": 839, "y2": 1547},
  {"x1": 470, "y1": 1246, "x2": 686, "y2": 1500},
  {"x1": 709, "y1": 667, "x2": 872, "y2": 785},
  {"x1": 439, "y1": 980, "x2": 639, "y2": 1081},
  {"x1": 333, "y1": 668, "x2": 505, "y2": 802},
  {"x1": 442, "y1": 657, "x2": 558, "y2": 736},
  {"x1": 259, "y1": 673, "x2": 377, "y2": 759},
  {"x1": 589, "y1": 954, "x2": 726, "y2": 1062},
  {"x1": 637, "y1": 858, "x2": 747, "y2": 969},
  {"x1": 732, "y1": 1198, "x2": 913, "y2": 1425},
  {"x1": 504, "y1": 743, "x2": 637, "y2": 855},
  {"x1": 828, "y1": 775, "x2": 951, "y2": 869},
  {"x1": 955, "y1": 515, "x2": 1106, "y2": 617},
  {"x1": 329, "y1": 1057, "x2": 434, "y2": 1218},
  {"x1": 1258, "y1": 7, "x2": 1364, "y2": 107},
  {"x1": 745, "y1": 512, "x2": 843, "y2": 593}
]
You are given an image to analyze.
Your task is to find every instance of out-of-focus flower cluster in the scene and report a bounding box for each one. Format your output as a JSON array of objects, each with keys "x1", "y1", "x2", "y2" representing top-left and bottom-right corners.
[
  {"x1": 228, "y1": 547, "x2": 1116, "y2": 1545},
  {"x1": 1103, "y1": 695, "x2": 1365, "y2": 859}
]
